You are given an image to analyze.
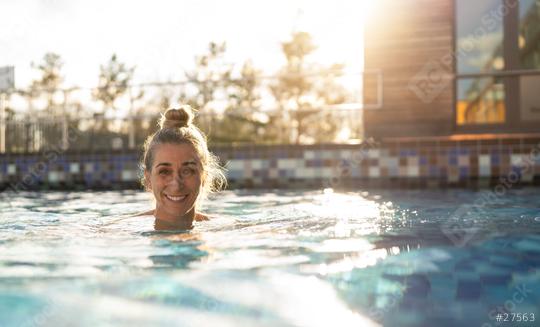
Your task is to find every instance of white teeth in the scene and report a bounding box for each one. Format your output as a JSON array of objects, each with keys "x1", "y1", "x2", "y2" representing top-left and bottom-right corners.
[{"x1": 165, "y1": 194, "x2": 187, "y2": 202}]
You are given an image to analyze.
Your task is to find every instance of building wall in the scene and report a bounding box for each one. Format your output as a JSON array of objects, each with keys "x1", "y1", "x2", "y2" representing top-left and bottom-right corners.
[{"x1": 363, "y1": 0, "x2": 455, "y2": 139}]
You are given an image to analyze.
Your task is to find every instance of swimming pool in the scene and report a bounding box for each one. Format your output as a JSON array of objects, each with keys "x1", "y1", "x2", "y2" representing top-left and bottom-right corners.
[{"x1": 0, "y1": 188, "x2": 539, "y2": 327}]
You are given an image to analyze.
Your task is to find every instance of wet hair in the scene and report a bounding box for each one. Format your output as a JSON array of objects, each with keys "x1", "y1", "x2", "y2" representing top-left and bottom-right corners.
[{"x1": 141, "y1": 105, "x2": 227, "y2": 203}]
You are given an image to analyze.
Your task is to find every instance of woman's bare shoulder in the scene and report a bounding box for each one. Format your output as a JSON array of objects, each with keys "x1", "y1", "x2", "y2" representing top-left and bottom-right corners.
[
  {"x1": 133, "y1": 209, "x2": 155, "y2": 217},
  {"x1": 195, "y1": 212, "x2": 210, "y2": 221},
  {"x1": 131, "y1": 210, "x2": 209, "y2": 221}
]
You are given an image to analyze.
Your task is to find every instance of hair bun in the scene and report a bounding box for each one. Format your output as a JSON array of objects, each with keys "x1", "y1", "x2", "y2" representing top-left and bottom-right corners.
[{"x1": 160, "y1": 106, "x2": 194, "y2": 129}]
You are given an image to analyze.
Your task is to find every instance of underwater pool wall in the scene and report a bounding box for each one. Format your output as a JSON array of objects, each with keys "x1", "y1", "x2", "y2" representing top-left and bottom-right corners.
[{"x1": 1, "y1": 134, "x2": 539, "y2": 191}]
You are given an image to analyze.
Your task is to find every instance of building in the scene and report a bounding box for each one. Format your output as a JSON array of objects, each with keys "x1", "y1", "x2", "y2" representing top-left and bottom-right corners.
[{"x1": 363, "y1": 0, "x2": 540, "y2": 139}]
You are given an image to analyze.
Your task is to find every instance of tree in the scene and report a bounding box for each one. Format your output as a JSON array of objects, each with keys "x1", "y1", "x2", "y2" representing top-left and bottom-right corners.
[
  {"x1": 94, "y1": 54, "x2": 135, "y2": 116},
  {"x1": 213, "y1": 60, "x2": 266, "y2": 143},
  {"x1": 179, "y1": 43, "x2": 268, "y2": 144},
  {"x1": 91, "y1": 54, "x2": 135, "y2": 148},
  {"x1": 30, "y1": 52, "x2": 64, "y2": 115},
  {"x1": 270, "y1": 32, "x2": 348, "y2": 144},
  {"x1": 179, "y1": 42, "x2": 232, "y2": 112},
  {"x1": 179, "y1": 42, "x2": 266, "y2": 144},
  {"x1": 178, "y1": 42, "x2": 229, "y2": 137}
]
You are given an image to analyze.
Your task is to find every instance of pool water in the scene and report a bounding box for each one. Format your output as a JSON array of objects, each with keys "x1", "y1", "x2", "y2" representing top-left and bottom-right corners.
[{"x1": 0, "y1": 188, "x2": 539, "y2": 327}]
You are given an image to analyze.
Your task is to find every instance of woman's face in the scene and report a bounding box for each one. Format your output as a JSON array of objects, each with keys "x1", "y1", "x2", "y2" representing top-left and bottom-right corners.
[{"x1": 145, "y1": 143, "x2": 204, "y2": 223}]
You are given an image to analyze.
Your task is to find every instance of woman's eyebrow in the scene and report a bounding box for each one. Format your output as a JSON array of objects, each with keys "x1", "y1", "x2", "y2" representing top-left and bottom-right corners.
[
  {"x1": 182, "y1": 160, "x2": 199, "y2": 166},
  {"x1": 155, "y1": 162, "x2": 172, "y2": 168},
  {"x1": 155, "y1": 160, "x2": 198, "y2": 168}
]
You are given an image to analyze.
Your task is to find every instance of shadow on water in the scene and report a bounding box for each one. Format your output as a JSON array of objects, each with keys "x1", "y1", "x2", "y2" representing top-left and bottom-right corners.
[{"x1": 143, "y1": 232, "x2": 210, "y2": 270}]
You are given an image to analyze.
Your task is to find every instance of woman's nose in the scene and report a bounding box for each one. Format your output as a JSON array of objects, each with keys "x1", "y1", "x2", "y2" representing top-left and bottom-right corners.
[{"x1": 169, "y1": 172, "x2": 184, "y2": 188}]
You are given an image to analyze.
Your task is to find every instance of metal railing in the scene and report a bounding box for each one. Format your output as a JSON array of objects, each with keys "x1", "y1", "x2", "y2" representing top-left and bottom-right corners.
[{"x1": 0, "y1": 70, "x2": 383, "y2": 153}]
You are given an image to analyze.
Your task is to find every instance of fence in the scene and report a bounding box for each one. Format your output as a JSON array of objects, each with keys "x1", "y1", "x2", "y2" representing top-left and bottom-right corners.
[
  {"x1": 1, "y1": 109, "x2": 369, "y2": 154},
  {"x1": 0, "y1": 70, "x2": 383, "y2": 153}
]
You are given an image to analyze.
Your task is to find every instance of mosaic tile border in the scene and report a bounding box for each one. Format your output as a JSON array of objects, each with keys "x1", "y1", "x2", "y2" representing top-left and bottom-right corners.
[{"x1": 1, "y1": 136, "x2": 539, "y2": 190}]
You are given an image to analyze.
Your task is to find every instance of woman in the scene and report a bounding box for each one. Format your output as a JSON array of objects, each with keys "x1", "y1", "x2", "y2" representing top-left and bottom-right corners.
[{"x1": 139, "y1": 106, "x2": 226, "y2": 230}]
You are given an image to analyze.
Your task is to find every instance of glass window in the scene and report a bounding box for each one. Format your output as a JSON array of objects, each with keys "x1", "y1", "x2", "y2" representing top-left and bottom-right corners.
[
  {"x1": 519, "y1": 0, "x2": 540, "y2": 69},
  {"x1": 457, "y1": 77, "x2": 506, "y2": 125},
  {"x1": 456, "y1": 0, "x2": 505, "y2": 74}
]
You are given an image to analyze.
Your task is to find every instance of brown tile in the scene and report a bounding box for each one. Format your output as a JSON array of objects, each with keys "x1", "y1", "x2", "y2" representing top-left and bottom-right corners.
[
  {"x1": 501, "y1": 138, "x2": 520, "y2": 145},
  {"x1": 480, "y1": 139, "x2": 499, "y2": 146},
  {"x1": 399, "y1": 157, "x2": 407, "y2": 166}
]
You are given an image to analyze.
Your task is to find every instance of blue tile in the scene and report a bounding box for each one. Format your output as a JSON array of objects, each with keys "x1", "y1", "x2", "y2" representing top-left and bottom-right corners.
[
  {"x1": 340, "y1": 159, "x2": 351, "y2": 167},
  {"x1": 404, "y1": 274, "x2": 430, "y2": 298},
  {"x1": 480, "y1": 274, "x2": 511, "y2": 285},
  {"x1": 226, "y1": 170, "x2": 243, "y2": 179},
  {"x1": 455, "y1": 260, "x2": 475, "y2": 271},
  {"x1": 456, "y1": 280, "x2": 482, "y2": 300},
  {"x1": 510, "y1": 166, "x2": 522, "y2": 177}
]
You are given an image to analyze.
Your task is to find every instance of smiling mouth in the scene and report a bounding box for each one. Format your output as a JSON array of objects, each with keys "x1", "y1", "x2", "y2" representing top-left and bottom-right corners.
[{"x1": 165, "y1": 194, "x2": 188, "y2": 202}]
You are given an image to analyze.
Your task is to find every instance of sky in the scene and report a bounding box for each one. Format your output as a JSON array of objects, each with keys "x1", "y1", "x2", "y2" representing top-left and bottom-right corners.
[{"x1": 0, "y1": 0, "x2": 367, "y2": 90}]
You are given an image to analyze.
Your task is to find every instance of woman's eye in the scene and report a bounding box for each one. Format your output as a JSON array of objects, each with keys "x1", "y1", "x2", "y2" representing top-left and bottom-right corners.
[
  {"x1": 181, "y1": 168, "x2": 196, "y2": 176},
  {"x1": 158, "y1": 170, "x2": 171, "y2": 176}
]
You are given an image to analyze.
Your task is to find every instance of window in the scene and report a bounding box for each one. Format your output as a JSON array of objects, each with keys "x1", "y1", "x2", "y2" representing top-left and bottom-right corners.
[
  {"x1": 455, "y1": 0, "x2": 540, "y2": 129},
  {"x1": 519, "y1": 0, "x2": 540, "y2": 69},
  {"x1": 456, "y1": 0, "x2": 505, "y2": 74},
  {"x1": 457, "y1": 77, "x2": 505, "y2": 124}
]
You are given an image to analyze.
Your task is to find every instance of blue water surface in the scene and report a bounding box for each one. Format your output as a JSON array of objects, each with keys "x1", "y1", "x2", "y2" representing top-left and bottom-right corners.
[{"x1": 0, "y1": 188, "x2": 539, "y2": 327}]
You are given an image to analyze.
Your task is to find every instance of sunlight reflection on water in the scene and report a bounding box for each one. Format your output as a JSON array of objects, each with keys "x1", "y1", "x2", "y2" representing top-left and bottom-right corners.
[{"x1": 1, "y1": 188, "x2": 540, "y2": 326}]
